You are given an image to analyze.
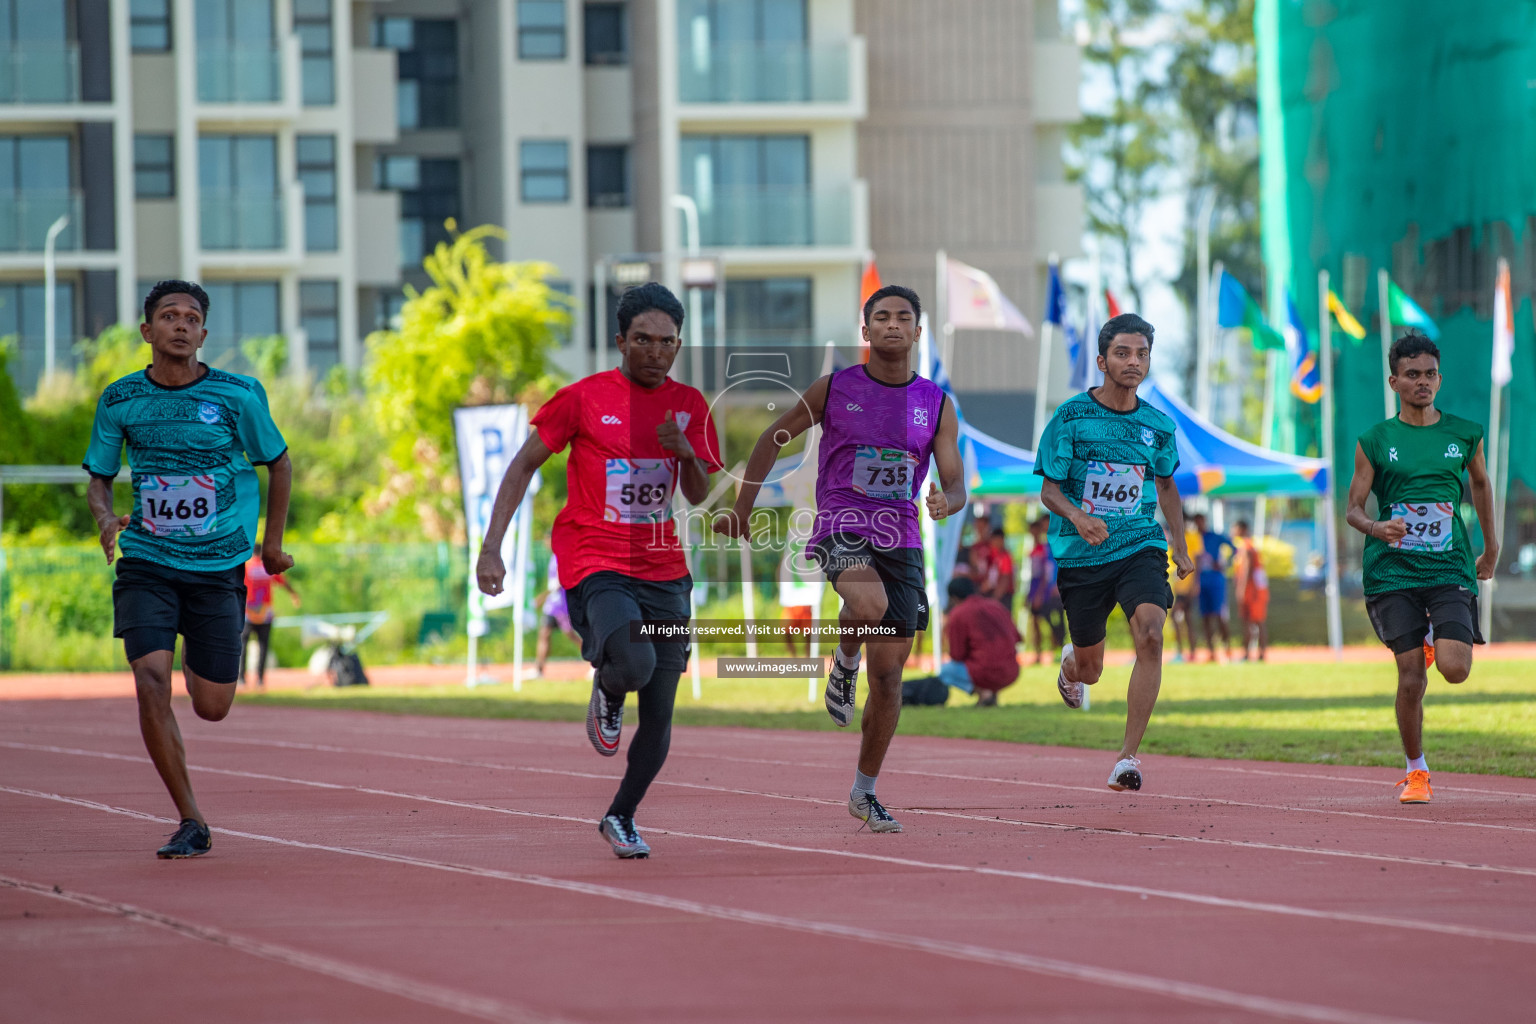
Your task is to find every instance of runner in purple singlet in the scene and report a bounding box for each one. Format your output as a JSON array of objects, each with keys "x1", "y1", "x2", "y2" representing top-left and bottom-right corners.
[{"x1": 718, "y1": 286, "x2": 967, "y2": 833}]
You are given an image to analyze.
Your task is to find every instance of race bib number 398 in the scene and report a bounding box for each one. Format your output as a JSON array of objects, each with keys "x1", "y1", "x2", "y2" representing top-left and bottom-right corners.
[
  {"x1": 603, "y1": 459, "x2": 674, "y2": 523},
  {"x1": 1080, "y1": 462, "x2": 1146, "y2": 517},
  {"x1": 1390, "y1": 501, "x2": 1454, "y2": 553},
  {"x1": 851, "y1": 445, "x2": 918, "y2": 502},
  {"x1": 138, "y1": 475, "x2": 218, "y2": 536}
]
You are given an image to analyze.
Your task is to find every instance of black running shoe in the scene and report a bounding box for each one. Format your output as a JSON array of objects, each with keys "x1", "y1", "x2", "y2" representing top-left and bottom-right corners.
[
  {"x1": 156, "y1": 818, "x2": 211, "y2": 859},
  {"x1": 598, "y1": 814, "x2": 651, "y2": 858},
  {"x1": 824, "y1": 657, "x2": 858, "y2": 727},
  {"x1": 586, "y1": 672, "x2": 623, "y2": 757}
]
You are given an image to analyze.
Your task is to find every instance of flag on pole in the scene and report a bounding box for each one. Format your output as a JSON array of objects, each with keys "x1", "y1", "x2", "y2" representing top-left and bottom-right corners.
[
  {"x1": 1216, "y1": 270, "x2": 1286, "y2": 350},
  {"x1": 1104, "y1": 287, "x2": 1122, "y2": 319},
  {"x1": 1326, "y1": 289, "x2": 1367, "y2": 340},
  {"x1": 1284, "y1": 291, "x2": 1321, "y2": 403},
  {"x1": 1493, "y1": 260, "x2": 1514, "y2": 387},
  {"x1": 944, "y1": 256, "x2": 1033, "y2": 335},
  {"x1": 1385, "y1": 278, "x2": 1440, "y2": 339},
  {"x1": 1045, "y1": 261, "x2": 1066, "y2": 327},
  {"x1": 858, "y1": 259, "x2": 882, "y2": 363}
]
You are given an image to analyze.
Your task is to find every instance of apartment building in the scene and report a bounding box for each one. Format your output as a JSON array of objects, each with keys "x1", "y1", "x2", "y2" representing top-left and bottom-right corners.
[{"x1": 1, "y1": 0, "x2": 1078, "y2": 435}]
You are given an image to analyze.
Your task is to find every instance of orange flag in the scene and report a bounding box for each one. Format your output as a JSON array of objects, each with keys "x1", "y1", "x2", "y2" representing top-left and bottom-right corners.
[
  {"x1": 1104, "y1": 288, "x2": 1122, "y2": 319},
  {"x1": 859, "y1": 260, "x2": 882, "y2": 363}
]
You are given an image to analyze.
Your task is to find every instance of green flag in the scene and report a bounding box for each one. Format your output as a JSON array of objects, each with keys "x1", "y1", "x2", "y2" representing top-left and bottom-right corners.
[
  {"x1": 1385, "y1": 279, "x2": 1440, "y2": 339},
  {"x1": 1217, "y1": 270, "x2": 1286, "y2": 350}
]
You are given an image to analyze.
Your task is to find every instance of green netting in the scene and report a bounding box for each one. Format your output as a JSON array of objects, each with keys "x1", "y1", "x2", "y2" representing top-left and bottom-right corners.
[{"x1": 1258, "y1": 0, "x2": 1536, "y2": 490}]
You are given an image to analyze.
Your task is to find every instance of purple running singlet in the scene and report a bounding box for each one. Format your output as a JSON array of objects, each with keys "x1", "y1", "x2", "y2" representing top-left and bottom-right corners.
[{"x1": 809, "y1": 364, "x2": 946, "y2": 551}]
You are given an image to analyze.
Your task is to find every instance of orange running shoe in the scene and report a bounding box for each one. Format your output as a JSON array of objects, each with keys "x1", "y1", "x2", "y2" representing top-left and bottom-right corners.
[{"x1": 1396, "y1": 770, "x2": 1433, "y2": 804}]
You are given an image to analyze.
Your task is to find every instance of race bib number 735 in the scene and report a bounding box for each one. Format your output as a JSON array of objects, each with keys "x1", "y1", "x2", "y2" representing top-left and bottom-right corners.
[{"x1": 851, "y1": 445, "x2": 918, "y2": 502}]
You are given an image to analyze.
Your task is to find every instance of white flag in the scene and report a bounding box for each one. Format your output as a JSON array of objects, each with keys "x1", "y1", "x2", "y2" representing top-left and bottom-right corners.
[
  {"x1": 1493, "y1": 258, "x2": 1514, "y2": 387},
  {"x1": 945, "y1": 256, "x2": 1034, "y2": 335}
]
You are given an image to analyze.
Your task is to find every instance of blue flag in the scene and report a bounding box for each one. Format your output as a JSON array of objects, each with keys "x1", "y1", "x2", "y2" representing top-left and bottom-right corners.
[
  {"x1": 1285, "y1": 291, "x2": 1321, "y2": 404},
  {"x1": 1045, "y1": 262, "x2": 1066, "y2": 327}
]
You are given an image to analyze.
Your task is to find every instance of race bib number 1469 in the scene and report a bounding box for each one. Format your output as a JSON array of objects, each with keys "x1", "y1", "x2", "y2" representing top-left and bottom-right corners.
[{"x1": 1080, "y1": 462, "x2": 1145, "y2": 517}]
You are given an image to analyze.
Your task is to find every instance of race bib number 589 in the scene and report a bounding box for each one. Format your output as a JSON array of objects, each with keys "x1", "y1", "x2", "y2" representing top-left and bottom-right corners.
[
  {"x1": 1080, "y1": 462, "x2": 1145, "y2": 517},
  {"x1": 603, "y1": 459, "x2": 674, "y2": 523}
]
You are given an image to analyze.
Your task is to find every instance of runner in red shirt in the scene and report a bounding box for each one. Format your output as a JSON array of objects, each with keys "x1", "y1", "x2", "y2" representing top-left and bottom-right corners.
[
  {"x1": 476, "y1": 283, "x2": 722, "y2": 859},
  {"x1": 241, "y1": 541, "x2": 299, "y2": 690}
]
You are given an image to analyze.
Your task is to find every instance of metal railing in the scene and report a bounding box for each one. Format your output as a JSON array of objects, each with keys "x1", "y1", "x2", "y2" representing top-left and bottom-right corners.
[
  {"x1": 678, "y1": 41, "x2": 852, "y2": 103},
  {"x1": 198, "y1": 44, "x2": 283, "y2": 103},
  {"x1": 689, "y1": 184, "x2": 854, "y2": 247}
]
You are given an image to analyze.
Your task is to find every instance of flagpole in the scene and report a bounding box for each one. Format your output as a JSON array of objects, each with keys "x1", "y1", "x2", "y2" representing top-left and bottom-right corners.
[
  {"x1": 1203, "y1": 261, "x2": 1225, "y2": 420},
  {"x1": 1377, "y1": 268, "x2": 1394, "y2": 420},
  {"x1": 1481, "y1": 257, "x2": 1511, "y2": 639},
  {"x1": 920, "y1": 291, "x2": 944, "y2": 671},
  {"x1": 1318, "y1": 270, "x2": 1343, "y2": 661},
  {"x1": 1195, "y1": 191, "x2": 1216, "y2": 423},
  {"x1": 1256, "y1": 348, "x2": 1279, "y2": 538},
  {"x1": 1033, "y1": 253, "x2": 1059, "y2": 448}
]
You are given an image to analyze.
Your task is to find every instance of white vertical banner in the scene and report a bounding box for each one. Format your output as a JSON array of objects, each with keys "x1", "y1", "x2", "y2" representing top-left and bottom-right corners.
[{"x1": 455, "y1": 404, "x2": 538, "y2": 688}]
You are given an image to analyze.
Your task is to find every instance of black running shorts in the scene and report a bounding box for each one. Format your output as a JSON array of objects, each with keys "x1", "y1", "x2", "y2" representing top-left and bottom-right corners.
[
  {"x1": 1365, "y1": 584, "x2": 1483, "y2": 655},
  {"x1": 112, "y1": 557, "x2": 247, "y2": 683},
  {"x1": 1056, "y1": 547, "x2": 1173, "y2": 648},
  {"x1": 568, "y1": 571, "x2": 693, "y2": 672},
  {"x1": 810, "y1": 532, "x2": 929, "y2": 637}
]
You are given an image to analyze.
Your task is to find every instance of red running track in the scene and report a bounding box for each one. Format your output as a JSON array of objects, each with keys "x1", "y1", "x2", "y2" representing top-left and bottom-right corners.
[{"x1": 3, "y1": 697, "x2": 1535, "y2": 1023}]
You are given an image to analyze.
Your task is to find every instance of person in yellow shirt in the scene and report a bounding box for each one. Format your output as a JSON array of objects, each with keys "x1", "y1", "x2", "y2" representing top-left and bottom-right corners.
[{"x1": 1168, "y1": 517, "x2": 1203, "y2": 662}]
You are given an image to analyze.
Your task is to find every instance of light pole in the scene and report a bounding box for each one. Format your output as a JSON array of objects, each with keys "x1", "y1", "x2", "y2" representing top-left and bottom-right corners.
[
  {"x1": 669, "y1": 194, "x2": 704, "y2": 387},
  {"x1": 1194, "y1": 190, "x2": 1216, "y2": 420},
  {"x1": 43, "y1": 213, "x2": 70, "y2": 381}
]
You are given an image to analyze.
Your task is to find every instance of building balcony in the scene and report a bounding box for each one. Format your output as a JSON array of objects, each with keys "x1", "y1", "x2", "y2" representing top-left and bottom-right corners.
[
  {"x1": 0, "y1": 43, "x2": 79, "y2": 104},
  {"x1": 692, "y1": 183, "x2": 863, "y2": 250},
  {"x1": 350, "y1": 48, "x2": 398, "y2": 145},
  {"x1": 195, "y1": 36, "x2": 301, "y2": 120},
  {"x1": 0, "y1": 190, "x2": 82, "y2": 252},
  {"x1": 1032, "y1": 40, "x2": 1081, "y2": 124},
  {"x1": 677, "y1": 37, "x2": 866, "y2": 121}
]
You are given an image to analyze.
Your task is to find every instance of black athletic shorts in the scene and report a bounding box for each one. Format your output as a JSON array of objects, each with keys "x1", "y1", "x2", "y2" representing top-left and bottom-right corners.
[
  {"x1": 568, "y1": 571, "x2": 693, "y2": 671},
  {"x1": 1366, "y1": 584, "x2": 1484, "y2": 655},
  {"x1": 112, "y1": 557, "x2": 247, "y2": 683},
  {"x1": 810, "y1": 532, "x2": 929, "y2": 637},
  {"x1": 1056, "y1": 547, "x2": 1173, "y2": 648}
]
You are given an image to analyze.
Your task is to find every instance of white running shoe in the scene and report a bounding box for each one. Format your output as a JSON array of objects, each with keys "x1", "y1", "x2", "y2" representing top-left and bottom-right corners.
[
  {"x1": 849, "y1": 792, "x2": 903, "y2": 833},
  {"x1": 824, "y1": 657, "x2": 859, "y2": 727},
  {"x1": 1107, "y1": 756, "x2": 1142, "y2": 792},
  {"x1": 1056, "y1": 644, "x2": 1084, "y2": 709}
]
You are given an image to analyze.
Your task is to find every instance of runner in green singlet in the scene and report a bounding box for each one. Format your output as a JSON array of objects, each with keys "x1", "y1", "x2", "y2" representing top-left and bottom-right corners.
[{"x1": 1344, "y1": 332, "x2": 1499, "y2": 805}]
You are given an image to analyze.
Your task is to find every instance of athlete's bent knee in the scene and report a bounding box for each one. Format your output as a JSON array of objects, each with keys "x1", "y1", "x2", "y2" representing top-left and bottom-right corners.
[{"x1": 1438, "y1": 661, "x2": 1470, "y2": 685}]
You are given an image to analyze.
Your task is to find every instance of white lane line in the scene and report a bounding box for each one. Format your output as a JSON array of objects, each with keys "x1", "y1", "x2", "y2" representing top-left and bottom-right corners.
[
  {"x1": 1203, "y1": 764, "x2": 1536, "y2": 799},
  {"x1": 0, "y1": 785, "x2": 1435, "y2": 1024},
  {"x1": 75, "y1": 734, "x2": 1536, "y2": 881},
  {"x1": 0, "y1": 872, "x2": 572, "y2": 1024},
  {"x1": 6, "y1": 746, "x2": 1535, "y2": 948}
]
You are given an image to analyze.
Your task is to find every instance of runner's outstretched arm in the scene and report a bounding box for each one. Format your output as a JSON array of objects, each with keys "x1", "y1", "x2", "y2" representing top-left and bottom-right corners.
[
  {"x1": 86, "y1": 476, "x2": 130, "y2": 564},
  {"x1": 477, "y1": 434, "x2": 554, "y2": 595},
  {"x1": 260, "y1": 452, "x2": 294, "y2": 575},
  {"x1": 714, "y1": 375, "x2": 830, "y2": 539},
  {"x1": 1344, "y1": 442, "x2": 1406, "y2": 545},
  {"x1": 924, "y1": 397, "x2": 966, "y2": 520},
  {"x1": 1155, "y1": 475, "x2": 1194, "y2": 579},
  {"x1": 1466, "y1": 439, "x2": 1499, "y2": 580}
]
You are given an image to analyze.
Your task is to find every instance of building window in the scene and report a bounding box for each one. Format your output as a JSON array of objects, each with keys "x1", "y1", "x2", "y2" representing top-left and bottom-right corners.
[
  {"x1": 586, "y1": 145, "x2": 629, "y2": 208},
  {"x1": 0, "y1": 280, "x2": 75, "y2": 393},
  {"x1": 375, "y1": 155, "x2": 459, "y2": 267},
  {"x1": 198, "y1": 134, "x2": 280, "y2": 250},
  {"x1": 297, "y1": 134, "x2": 337, "y2": 251},
  {"x1": 300, "y1": 280, "x2": 340, "y2": 373},
  {"x1": 372, "y1": 17, "x2": 458, "y2": 129},
  {"x1": 199, "y1": 280, "x2": 279, "y2": 369},
  {"x1": 679, "y1": 134, "x2": 810, "y2": 245},
  {"x1": 294, "y1": 0, "x2": 334, "y2": 106},
  {"x1": 133, "y1": 135, "x2": 175, "y2": 198},
  {"x1": 518, "y1": 0, "x2": 566, "y2": 60},
  {"x1": 521, "y1": 140, "x2": 569, "y2": 203},
  {"x1": 0, "y1": 135, "x2": 75, "y2": 252},
  {"x1": 130, "y1": 0, "x2": 171, "y2": 51},
  {"x1": 584, "y1": 3, "x2": 627, "y2": 65},
  {"x1": 376, "y1": 291, "x2": 407, "y2": 330},
  {"x1": 194, "y1": 0, "x2": 279, "y2": 103}
]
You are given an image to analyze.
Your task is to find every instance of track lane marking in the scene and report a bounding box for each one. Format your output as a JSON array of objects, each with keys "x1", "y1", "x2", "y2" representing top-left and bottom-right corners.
[
  {"x1": 6, "y1": 746, "x2": 1536, "y2": 948},
  {"x1": 0, "y1": 785, "x2": 1435, "y2": 1024}
]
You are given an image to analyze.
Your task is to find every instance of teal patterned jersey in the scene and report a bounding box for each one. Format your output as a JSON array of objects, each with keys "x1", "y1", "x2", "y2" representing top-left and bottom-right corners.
[
  {"x1": 1034, "y1": 390, "x2": 1180, "y2": 569},
  {"x1": 83, "y1": 367, "x2": 288, "y2": 572}
]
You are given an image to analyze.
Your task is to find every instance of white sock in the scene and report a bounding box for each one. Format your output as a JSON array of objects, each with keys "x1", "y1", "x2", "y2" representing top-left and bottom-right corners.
[
  {"x1": 852, "y1": 770, "x2": 878, "y2": 798},
  {"x1": 835, "y1": 646, "x2": 861, "y2": 671},
  {"x1": 1407, "y1": 755, "x2": 1428, "y2": 772}
]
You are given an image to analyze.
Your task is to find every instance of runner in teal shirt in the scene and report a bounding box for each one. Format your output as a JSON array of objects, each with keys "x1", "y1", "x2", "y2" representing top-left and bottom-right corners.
[
  {"x1": 83, "y1": 280, "x2": 294, "y2": 860},
  {"x1": 1035, "y1": 313, "x2": 1193, "y2": 795}
]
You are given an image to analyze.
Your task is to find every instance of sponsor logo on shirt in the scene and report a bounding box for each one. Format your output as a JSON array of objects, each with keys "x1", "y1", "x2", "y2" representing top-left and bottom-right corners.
[
  {"x1": 198, "y1": 402, "x2": 221, "y2": 424},
  {"x1": 1445, "y1": 443, "x2": 1461, "y2": 458},
  {"x1": 913, "y1": 407, "x2": 929, "y2": 427},
  {"x1": 1389, "y1": 447, "x2": 1398, "y2": 461},
  {"x1": 674, "y1": 411, "x2": 691, "y2": 431},
  {"x1": 846, "y1": 403, "x2": 863, "y2": 413},
  {"x1": 1141, "y1": 427, "x2": 1155, "y2": 447},
  {"x1": 601, "y1": 415, "x2": 622, "y2": 425}
]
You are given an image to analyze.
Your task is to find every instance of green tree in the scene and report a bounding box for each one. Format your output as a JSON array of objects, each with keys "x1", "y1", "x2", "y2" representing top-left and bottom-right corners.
[
  {"x1": 1068, "y1": 0, "x2": 1171, "y2": 311},
  {"x1": 362, "y1": 223, "x2": 570, "y2": 541}
]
